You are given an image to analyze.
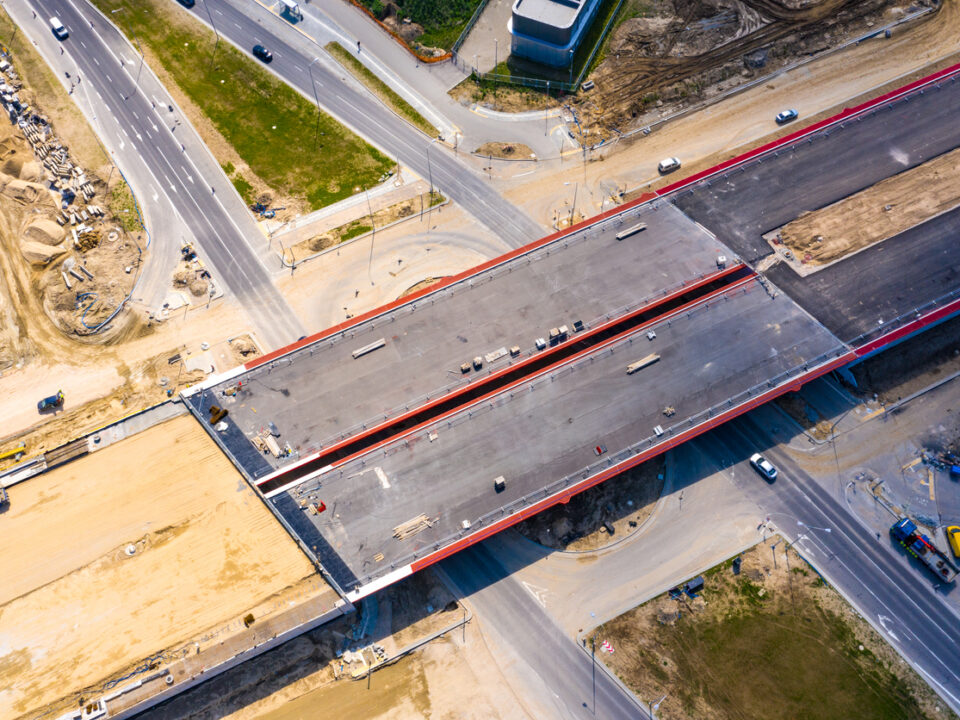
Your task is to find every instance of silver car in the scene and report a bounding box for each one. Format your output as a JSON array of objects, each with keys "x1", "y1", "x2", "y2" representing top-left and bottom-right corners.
[{"x1": 749, "y1": 453, "x2": 778, "y2": 481}]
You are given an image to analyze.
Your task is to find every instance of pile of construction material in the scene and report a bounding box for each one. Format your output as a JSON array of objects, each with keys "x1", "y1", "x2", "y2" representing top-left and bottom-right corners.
[
  {"x1": 393, "y1": 514, "x2": 435, "y2": 540},
  {"x1": 0, "y1": 56, "x2": 100, "y2": 224},
  {"x1": 18, "y1": 120, "x2": 97, "y2": 202}
]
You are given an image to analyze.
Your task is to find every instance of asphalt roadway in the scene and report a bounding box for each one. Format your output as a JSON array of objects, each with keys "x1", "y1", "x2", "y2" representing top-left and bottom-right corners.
[
  {"x1": 25, "y1": 0, "x2": 305, "y2": 350},
  {"x1": 442, "y1": 543, "x2": 647, "y2": 720},
  {"x1": 701, "y1": 414, "x2": 960, "y2": 713},
  {"x1": 179, "y1": 0, "x2": 545, "y2": 248},
  {"x1": 675, "y1": 74, "x2": 960, "y2": 340}
]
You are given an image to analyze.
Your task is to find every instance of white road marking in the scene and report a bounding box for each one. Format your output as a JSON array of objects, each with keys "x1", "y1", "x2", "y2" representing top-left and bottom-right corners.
[
  {"x1": 132, "y1": 111, "x2": 139, "y2": 120},
  {"x1": 119, "y1": 140, "x2": 125, "y2": 150},
  {"x1": 374, "y1": 467, "x2": 390, "y2": 489},
  {"x1": 521, "y1": 581, "x2": 548, "y2": 608},
  {"x1": 151, "y1": 121, "x2": 158, "y2": 132},
  {"x1": 92, "y1": 57, "x2": 100, "y2": 66},
  {"x1": 80, "y1": 40, "x2": 86, "y2": 49},
  {"x1": 150, "y1": 185, "x2": 159, "y2": 202},
  {"x1": 182, "y1": 167, "x2": 194, "y2": 183},
  {"x1": 878, "y1": 615, "x2": 901, "y2": 642}
]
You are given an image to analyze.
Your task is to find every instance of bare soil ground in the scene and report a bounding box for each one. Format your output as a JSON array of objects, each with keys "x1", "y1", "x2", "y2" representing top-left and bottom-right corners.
[
  {"x1": 778, "y1": 146, "x2": 960, "y2": 268},
  {"x1": 597, "y1": 542, "x2": 952, "y2": 720},
  {"x1": 137, "y1": 568, "x2": 504, "y2": 720},
  {"x1": 515, "y1": 456, "x2": 665, "y2": 550},
  {"x1": 286, "y1": 192, "x2": 444, "y2": 263},
  {"x1": 582, "y1": 0, "x2": 935, "y2": 135},
  {"x1": 0, "y1": 415, "x2": 321, "y2": 720},
  {"x1": 474, "y1": 141, "x2": 537, "y2": 159},
  {"x1": 850, "y1": 312, "x2": 960, "y2": 404},
  {"x1": 399, "y1": 275, "x2": 447, "y2": 297}
]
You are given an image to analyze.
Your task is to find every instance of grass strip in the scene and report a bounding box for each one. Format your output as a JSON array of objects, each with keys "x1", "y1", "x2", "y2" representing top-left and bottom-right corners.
[
  {"x1": 91, "y1": 0, "x2": 393, "y2": 211},
  {"x1": 286, "y1": 190, "x2": 443, "y2": 262},
  {"x1": 326, "y1": 42, "x2": 438, "y2": 137}
]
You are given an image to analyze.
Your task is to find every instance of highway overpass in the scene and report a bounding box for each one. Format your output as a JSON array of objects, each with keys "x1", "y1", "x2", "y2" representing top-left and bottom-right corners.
[{"x1": 185, "y1": 61, "x2": 960, "y2": 599}]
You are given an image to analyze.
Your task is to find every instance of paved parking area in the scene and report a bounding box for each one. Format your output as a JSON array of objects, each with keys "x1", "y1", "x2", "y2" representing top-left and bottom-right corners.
[
  {"x1": 186, "y1": 202, "x2": 731, "y2": 480},
  {"x1": 271, "y1": 278, "x2": 846, "y2": 593}
]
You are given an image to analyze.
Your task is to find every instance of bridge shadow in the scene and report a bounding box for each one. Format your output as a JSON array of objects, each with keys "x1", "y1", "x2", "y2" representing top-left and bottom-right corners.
[{"x1": 138, "y1": 373, "x2": 959, "y2": 717}]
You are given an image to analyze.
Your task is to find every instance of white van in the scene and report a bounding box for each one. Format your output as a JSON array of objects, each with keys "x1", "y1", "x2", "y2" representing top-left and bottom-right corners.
[
  {"x1": 50, "y1": 17, "x2": 69, "y2": 40},
  {"x1": 657, "y1": 157, "x2": 681, "y2": 174}
]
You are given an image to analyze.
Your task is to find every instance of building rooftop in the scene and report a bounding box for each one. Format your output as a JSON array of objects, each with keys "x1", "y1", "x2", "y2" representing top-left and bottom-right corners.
[{"x1": 513, "y1": 0, "x2": 585, "y2": 30}]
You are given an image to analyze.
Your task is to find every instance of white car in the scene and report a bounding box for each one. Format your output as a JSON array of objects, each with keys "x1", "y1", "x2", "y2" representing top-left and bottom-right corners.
[
  {"x1": 658, "y1": 157, "x2": 681, "y2": 174},
  {"x1": 749, "y1": 453, "x2": 778, "y2": 481}
]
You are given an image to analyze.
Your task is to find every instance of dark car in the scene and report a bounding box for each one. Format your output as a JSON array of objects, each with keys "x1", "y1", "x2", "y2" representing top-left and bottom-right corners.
[
  {"x1": 253, "y1": 45, "x2": 273, "y2": 63},
  {"x1": 177, "y1": 0, "x2": 196, "y2": 7},
  {"x1": 775, "y1": 109, "x2": 799, "y2": 125}
]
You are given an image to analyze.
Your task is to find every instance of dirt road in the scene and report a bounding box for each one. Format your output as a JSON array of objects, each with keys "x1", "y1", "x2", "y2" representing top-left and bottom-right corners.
[{"x1": 501, "y1": 0, "x2": 960, "y2": 228}]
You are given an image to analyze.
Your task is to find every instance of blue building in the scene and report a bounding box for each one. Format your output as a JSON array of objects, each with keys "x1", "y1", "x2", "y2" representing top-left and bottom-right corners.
[{"x1": 509, "y1": 0, "x2": 601, "y2": 68}]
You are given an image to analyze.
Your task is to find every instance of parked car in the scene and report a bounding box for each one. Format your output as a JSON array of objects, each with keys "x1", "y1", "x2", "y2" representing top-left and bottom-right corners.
[
  {"x1": 657, "y1": 157, "x2": 681, "y2": 174},
  {"x1": 253, "y1": 45, "x2": 273, "y2": 63},
  {"x1": 775, "y1": 109, "x2": 799, "y2": 125},
  {"x1": 749, "y1": 452, "x2": 778, "y2": 481},
  {"x1": 177, "y1": 0, "x2": 196, "y2": 7},
  {"x1": 948, "y1": 526, "x2": 960, "y2": 558}
]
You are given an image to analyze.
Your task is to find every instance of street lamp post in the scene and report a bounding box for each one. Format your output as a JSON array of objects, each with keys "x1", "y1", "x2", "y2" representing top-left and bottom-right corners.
[
  {"x1": 202, "y1": 0, "x2": 220, "y2": 72},
  {"x1": 545, "y1": 81, "x2": 550, "y2": 136},
  {"x1": 308, "y1": 58, "x2": 322, "y2": 147},
  {"x1": 365, "y1": 186, "x2": 375, "y2": 285},
  {"x1": 111, "y1": 7, "x2": 144, "y2": 100}
]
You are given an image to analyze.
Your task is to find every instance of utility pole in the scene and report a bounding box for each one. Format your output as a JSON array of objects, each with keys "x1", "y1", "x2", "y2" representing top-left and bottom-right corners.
[
  {"x1": 202, "y1": 0, "x2": 220, "y2": 72},
  {"x1": 544, "y1": 81, "x2": 550, "y2": 136},
  {"x1": 308, "y1": 58, "x2": 322, "y2": 147},
  {"x1": 365, "y1": 187, "x2": 375, "y2": 285},
  {"x1": 112, "y1": 7, "x2": 144, "y2": 100}
]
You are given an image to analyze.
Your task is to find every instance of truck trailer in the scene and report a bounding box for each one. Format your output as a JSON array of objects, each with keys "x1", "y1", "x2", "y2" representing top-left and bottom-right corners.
[{"x1": 890, "y1": 517, "x2": 959, "y2": 583}]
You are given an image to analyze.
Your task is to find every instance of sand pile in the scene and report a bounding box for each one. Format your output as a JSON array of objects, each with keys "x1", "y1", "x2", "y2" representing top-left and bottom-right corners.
[
  {"x1": 19, "y1": 160, "x2": 42, "y2": 182},
  {"x1": 3, "y1": 178, "x2": 47, "y2": 204},
  {"x1": 23, "y1": 218, "x2": 64, "y2": 246},
  {"x1": 21, "y1": 240, "x2": 65, "y2": 265}
]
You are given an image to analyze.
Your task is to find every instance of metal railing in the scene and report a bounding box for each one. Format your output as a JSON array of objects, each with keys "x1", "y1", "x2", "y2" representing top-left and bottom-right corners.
[
  {"x1": 452, "y1": 0, "x2": 493, "y2": 54},
  {"x1": 348, "y1": 339, "x2": 850, "y2": 590},
  {"x1": 450, "y1": 0, "x2": 625, "y2": 93}
]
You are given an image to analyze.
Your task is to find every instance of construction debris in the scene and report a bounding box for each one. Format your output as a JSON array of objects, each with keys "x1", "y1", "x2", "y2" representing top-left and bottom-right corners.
[{"x1": 393, "y1": 514, "x2": 435, "y2": 540}]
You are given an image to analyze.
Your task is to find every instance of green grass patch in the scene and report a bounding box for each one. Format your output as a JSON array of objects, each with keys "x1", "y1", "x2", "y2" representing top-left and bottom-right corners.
[
  {"x1": 355, "y1": 0, "x2": 483, "y2": 50},
  {"x1": 340, "y1": 223, "x2": 373, "y2": 241},
  {"x1": 229, "y1": 173, "x2": 256, "y2": 205},
  {"x1": 110, "y1": 180, "x2": 145, "y2": 233},
  {"x1": 597, "y1": 544, "x2": 944, "y2": 720},
  {"x1": 325, "y1": 43, "x2": 438, "y2": 137},
  {"x1": 92, "y1": 0, "x2": 393, "y2": 211}
]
